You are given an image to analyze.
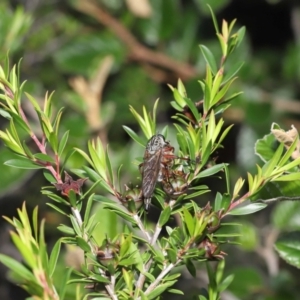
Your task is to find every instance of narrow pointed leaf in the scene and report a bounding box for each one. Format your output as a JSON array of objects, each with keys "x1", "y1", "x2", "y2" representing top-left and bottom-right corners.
[
  {"x1": 200, "y1": 45, "x2": 217, "y2": 75},
  {"x1": 49, "y1": 239, "x2": 61, "y2": 276},
  {"x1": 4, "y1": 159, "x2": 43, "y2": 169},
  {"x1": 228, "y1": 203, "x2": 267, "y2": 215}
]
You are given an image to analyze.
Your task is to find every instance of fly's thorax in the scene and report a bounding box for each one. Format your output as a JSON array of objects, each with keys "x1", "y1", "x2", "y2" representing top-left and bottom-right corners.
[{"x1": 146, "y1": 134, "x2": 168, "y2": 154}]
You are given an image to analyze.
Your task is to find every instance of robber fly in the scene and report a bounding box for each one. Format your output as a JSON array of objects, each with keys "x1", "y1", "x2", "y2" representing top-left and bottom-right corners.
[{"x1": 141, "y1": 134, "x2": 177, "y2": 210}]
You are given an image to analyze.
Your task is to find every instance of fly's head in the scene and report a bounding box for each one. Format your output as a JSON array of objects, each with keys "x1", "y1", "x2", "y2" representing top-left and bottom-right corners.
[{"x1": 146, "y1": 134, "x2": 168, "y2": 155}]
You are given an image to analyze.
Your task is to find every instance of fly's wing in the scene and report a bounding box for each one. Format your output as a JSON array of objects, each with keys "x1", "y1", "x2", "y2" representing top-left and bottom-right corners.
[{"x1": 142, "y1": 149, "x2": 162, "y2": 210}]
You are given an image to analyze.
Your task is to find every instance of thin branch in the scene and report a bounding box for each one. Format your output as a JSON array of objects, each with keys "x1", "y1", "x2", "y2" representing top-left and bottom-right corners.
[
  {"x1": 226, "y1": 191, "x2": 250, "y2": 213},
  {"x1": 18, "y1": 103, "x2": 62, "y2": 182},
  {"x1": 135, "y1": 223, "x2": 162, "y2": 291},
  {"x1": 133, "y1": 214, "x2": 151, "y2": 242},
  {"x1": 71, "y1": 207, "x2": 118, "y2": 300},
  {"x1": 151, "y1": 224, "x2": 162, "y2": 246},
  {"x1": 69, "y1": 55, "x2": 114, "y2": 142},
  {"x1": 144, "y1": 260, "x2": 181, "y2": 295},
  {"x1": 18, "y1": 105, "x2": 45, "y2": 152},
  {"x1": 255, "y1": 226, "x2": 279, "y2": 276},
  {"x1": 74, "y1": 0, "x2": 197, "y2": 80},
  {"x1": 257, "y1": 196, "x2": 300, "y2": 203}
]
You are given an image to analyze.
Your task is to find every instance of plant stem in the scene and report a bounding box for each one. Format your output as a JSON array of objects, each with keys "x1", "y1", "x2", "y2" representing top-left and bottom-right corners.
[
  {"x1": 144, "y1": 260, "x2": 181, "y2": 296},
  {"x1": 133, "y1": 213, "x2": 151, "y2": 242},
  {"x1": 258, "y1": 196, "x2": 300, "y2": 203},
  {"x1": 151, "y1": 224, "x2": 162, "y2": 245},
  {"x1": 226, "y1": 191, "x2": 250, "y2": 213},
  {"x1": 18, "y1": 104, "x2": 62, "y2": 182},
  {"x1": 135, "y1": 219, "x2": 163, "y2": 292},
  {"x1": 71, "y1": 207, "x2": 118, "y2": 300}
]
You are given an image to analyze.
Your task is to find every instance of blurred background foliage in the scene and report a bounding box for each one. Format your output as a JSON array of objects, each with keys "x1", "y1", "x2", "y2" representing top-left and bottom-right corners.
[{"x1": 1, "y1": 0, "x2": 300, "y2": 299}]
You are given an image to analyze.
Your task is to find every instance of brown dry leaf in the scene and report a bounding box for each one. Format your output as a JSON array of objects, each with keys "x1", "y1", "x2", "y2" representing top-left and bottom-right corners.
[
  {"x1": 271, "y1": 125, "x2": 300, "y2": 159},
  {"x1": 125, "y1": 0, "x2": 152, "y2": 18}
]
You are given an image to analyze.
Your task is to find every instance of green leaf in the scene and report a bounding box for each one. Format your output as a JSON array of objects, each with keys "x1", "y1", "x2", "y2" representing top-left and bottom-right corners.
[
  {"x1": 262, "y1": 143, "x2": 284, "y2": 177},
  {"x1": 213, "y1": 192, "x2": 223, "y2": 211},
  {"x1": 58, "y1": 130, "x2": 69, "y2": 156},
  {"x1": 57, "y1": 224, "x2": 75, "y2": 235},
  {"x1": 203, "y1": 80, "x2": 211, "y2": 114},
  {"x1": 43, "y1": 170, "x2": 56, "y2": 184},
  {"x1": 185, "y1": 259, "x2": 196, "y2": 277},
  {"x1": 34, "y1": 153, "x2": 55, "y2": 163},
  {"x1": 275, "y1": 156, "x2": 300, "y2": 174},
  {"x1": 236, "y1": 26, "x2": 246, "y2": 47},
  {"x1": 9, "y1": 65, "x2": 18, "y2": 93},
  {"x1": 195, "y1": 163, "x2": 227, "y2": 179},
  {"x1": 84, "y1": 193, "x2": 95, "y2": 221},
  {"x1": 220, "y1": 193, "x2": 231, "y2": 211},
  {"x1": 170, "y1": 100, "x2": 184, "y2": 112},
  {"x1": 76, "y1": 237, "x2": 91, "y2": 252},
  {"x1": 32, "y1": 206, "x2": 38, "y2": 240},
  {"x1": 223, "y1": 91, "x2": 243, "y2": 102},
  {"x1": 120, "y1": 235, "x2": 132, "y2": 257},
  {"x1": 207, "y1": 4, "x2": 219, "y2": 33},
  {"x1": 164, "y1": 273, "x2": 181, "y2": 281},
  {"x1": 49, "y1": 239, "x2": 61, "y2": 276},
  {"x1": 25, "y1": 92, "x2": 41, "y2": 112},
  {"x1": 212, "y1": 77, "x2": 236, "y2": 105},
  {"x1": 58, "y1": 268, "x2": 73, "y2": 299},
  {"x1": 184, "y1": 96, "x2": 201, "y2": 123},
  {"x1": 167, "y1": 289, "x2": 184, "y2": 295},
  {"x1": 53, "y1": 106, "x2": 64, "y2": 135},
  {"x1": 255, "y1": 132, "x2": 276, "y2": 162},
  {"x1": 271, "y1": 201, "x2": 300, "y2": 230},
  {"x1": 46, "y1": 203, "x2": 68, "y2": 216},
  {"x1": 101, "y1": 202, "x2": 135, "y2": 224},
  {"x1": 223, "y1": 61, "x2": 244, "y2": 84},
  {"x1": 10, "y1": 112, "x2": 31, "y2": 134},
  {"x1": 74, "y1": 147, "x2": 93, "y2": 166},
  {"x1": 105, "y1": 145, "x2": 114, "y2": 186},
  {"x1": 10, "y1": 232, "x2": 35, "y2": 269},
  {"x1": 172, "y1": 88, "x2": 187, "y2": 108},
  {"x1": 274, "y1": 173, "x2": 300, "y2": 181},
  {"x1": 122, "y1": 268, "x2": 133, "y2": 292},
  {"x1": 0, "y1": 254, "x2": 35, "y2": 281},
  {"x1": 206, "y1": 262, "x2": 216, "y2": 289},
  {"x1": 274, "y1": 232, "x2": 300, "y2": 268},
  {"x1": 122, "y1": 126, "x2": 146, "y2": 147},
  {"x1": 0, "y1": 108, "x2": 11, "y2": 119},
  {"x1": 42, "y1": 191, "x2": 69, "y2": 206},
  {"x1": 49, "y1": 131, "x2": 58, "y2": 153},
  {"x1": 82, "y1": 166, "x2": 102, "y2": 182},
  {"x1": 70, "y1": 214, "x2": 82, "y2": 237},
  {"x1": 182, "y1": 207, "x2": 194, "y2": 236},
  {"x1": 200, "y1": 45, "x2": 217, "y2": 75},
  {"x1": 4, "y1": 158, "x2": 43, "y2": 169},
  {"x1": 218, "y1": 274, "x2": 235, "y2": 292},
  {"x1": 166, "y1": 248, "x2": 177, "y2": 264},
  {"x1": 158, "y1": 206, "x2": 171, "y2": 227},
  {"x1": 147, "y1": 281, "x2": 177, "y2": 300},
  {"x1": 228, "y1": 202, "x2": 267, "y2": 215},
  {"x1": 21, "y1": 141, "x2": 34, "y2": 159},
  {"x1": 183, "y1": 187, "x2": 210, "y2": 200}
]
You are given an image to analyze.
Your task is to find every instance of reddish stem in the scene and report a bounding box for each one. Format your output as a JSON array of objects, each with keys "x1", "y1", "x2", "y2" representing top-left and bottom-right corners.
[
  {"x1": 224, "y1": 191, "x2": 251, "y2": 216},
  {"x1": 18, "y1": 105, "x2": 62, "y2": 183}
]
